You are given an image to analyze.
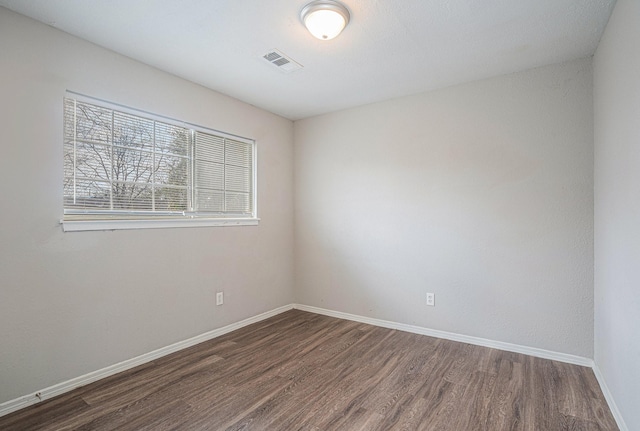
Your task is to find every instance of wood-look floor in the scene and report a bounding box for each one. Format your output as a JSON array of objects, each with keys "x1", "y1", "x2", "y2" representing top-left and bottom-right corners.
[{"x1": 0, "y1": 310, "x2": 618, "y2": 431}]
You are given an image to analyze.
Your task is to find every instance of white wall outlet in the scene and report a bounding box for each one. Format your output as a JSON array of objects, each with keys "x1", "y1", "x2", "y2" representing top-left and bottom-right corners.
[
  {"x1": 426, "y1": 292, "x2": 435, "y2": 306},
  {"x1": 216, "y1": 292, "x2": 224, "y2": 306}
]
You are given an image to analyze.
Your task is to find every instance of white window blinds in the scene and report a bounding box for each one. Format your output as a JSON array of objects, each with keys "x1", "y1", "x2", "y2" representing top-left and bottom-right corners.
[
  {"x1": 63, "y1": 95, "x2": 256, "y2": 224},
  {"x1": 194, "y1": 132, "x2": 253, "y2": 214}
]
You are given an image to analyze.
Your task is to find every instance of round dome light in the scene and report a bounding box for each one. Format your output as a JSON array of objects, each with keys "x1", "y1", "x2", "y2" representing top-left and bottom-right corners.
[{"x1": 301, "y1": 1, "x2": 351, "y2": 41}]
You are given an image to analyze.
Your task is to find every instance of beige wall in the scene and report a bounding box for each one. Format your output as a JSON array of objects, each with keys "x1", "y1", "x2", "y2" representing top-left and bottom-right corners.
[
  {"x1": 594, "y1": 0, "x2": 640, "y2": 428},
  {"x1": 294, "y1": 58, "x2": 594, "y2": 357},
  {"x1": 0, "y1": 7, "x2": 294, "y2": 404}
]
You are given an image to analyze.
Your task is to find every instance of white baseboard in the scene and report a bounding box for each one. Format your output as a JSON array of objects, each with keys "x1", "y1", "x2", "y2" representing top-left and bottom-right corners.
[
  {"x1": 592, "y1": 364, "x2": 629, "y2": 431},
  {"x1": 293, "y1": 304, "x2": 593, "y2": 366},
  {"x1": 1, "y1": 302, "x2": 627, "y2": 431},
  {"x1": 293, "y1": 304, "x2": 634, "y2": 429},
  {"x1": 0, "y1": 304, "x2": 294, "y2": 418}
]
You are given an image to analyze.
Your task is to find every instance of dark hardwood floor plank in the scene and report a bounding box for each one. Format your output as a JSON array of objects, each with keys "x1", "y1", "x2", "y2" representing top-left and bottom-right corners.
[
  {"x1": 81, "y1": 353, "x2": 225, "y2": 406},
  {"x1": 360, "y1": 342, "x2": 436, "y2": 417},
  {"x1": 0, "y1": 309, "x2": 619, "y2": 431},
  {"x1": 522, "y1": 355, "x2": 551, "y2": 431},
  {"x1": 0, "y1": 395, "x2": 91, "y2": 431},
  {"x1": 418, "y1": 378, "x2": 467, "y2": 430},
  {"x1": 262, "y1": 328, "x2": 406, "y2": 430},
  {"x1": 412, "y1": 339, "x2": 465, "y2": 401},
  {"x1": 451, "y1": 370, "x2": 496, "y2": 430},
  {"x1": 288, "y1": 346, "x2": 397, "y2": 428},
  {"x1": 558, "y1": 413, "x2": 605, "y2": 431},
  {"x1": 485, "y1": 359, "x2": 525, "y2": 430},
  {"x1": 561, "y1": 362, "x2": 619, "y2": 430}
]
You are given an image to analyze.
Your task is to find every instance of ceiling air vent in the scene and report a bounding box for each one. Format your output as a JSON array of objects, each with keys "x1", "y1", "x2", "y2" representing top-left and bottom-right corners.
[{"x1": 262, "y1": 49, "x2": 303, "y2": 73}]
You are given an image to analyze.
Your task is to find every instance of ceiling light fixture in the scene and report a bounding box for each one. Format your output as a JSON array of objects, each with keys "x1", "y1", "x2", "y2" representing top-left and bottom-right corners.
[{"x1": 300, "y1": 0, "x2": 351, "y2": 41}]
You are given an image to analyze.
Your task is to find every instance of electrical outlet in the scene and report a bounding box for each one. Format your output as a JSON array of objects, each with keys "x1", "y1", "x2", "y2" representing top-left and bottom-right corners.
[
  {"x1": 426, "y1": 292, "x2": 435, "y2": 306},
  {"x1": 216, "y1": 292, "x2": 224, "y2": 306}
]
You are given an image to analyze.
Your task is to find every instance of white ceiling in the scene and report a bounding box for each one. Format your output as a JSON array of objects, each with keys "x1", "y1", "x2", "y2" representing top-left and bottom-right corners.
[{"x1": 0, "y1": 0, "x2": 616, "y2": 120}]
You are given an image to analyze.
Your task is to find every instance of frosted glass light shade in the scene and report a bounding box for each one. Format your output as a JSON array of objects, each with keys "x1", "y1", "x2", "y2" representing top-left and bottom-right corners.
[{"x1": 301, "y1": 1, "x2": 350, "y2": 40}]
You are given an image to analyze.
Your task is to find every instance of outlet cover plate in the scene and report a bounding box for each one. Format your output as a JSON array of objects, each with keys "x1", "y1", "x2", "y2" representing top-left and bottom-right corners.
[{"x1": 426, "y1": 293, "x2": 435, "y2": 306}]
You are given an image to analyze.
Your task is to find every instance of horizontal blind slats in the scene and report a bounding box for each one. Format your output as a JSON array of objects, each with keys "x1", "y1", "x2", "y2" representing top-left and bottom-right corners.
[
  {"x1": 195, "y1": 190, "x2": 225, "y2": 212},
  {"x1": 225, "y1": 192, "x2": 251, "y2": 213},
  {"x1": 196, "y1": 161, "x2": 224, "y2": 190},
  {"x1": 225, "y1": 139, "x2": 252, "y2": 167},
  {"x1": 225, "y1": 165, "x2": 251, "y2": 193},
  {"x1": 63, "y1": 96, "x2": 255, "y2": 219},
  {"x1": 193, "y1": 131, "x2": 253, "y2": 214},
  {"x1": 195, "y1": 132, "x2": 224, "y2": 163}
]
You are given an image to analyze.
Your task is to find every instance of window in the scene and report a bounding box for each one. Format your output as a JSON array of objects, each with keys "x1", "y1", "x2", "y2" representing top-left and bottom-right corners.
[{"x1": 62, "y1": 93, "x2": 257, "y2": 231}]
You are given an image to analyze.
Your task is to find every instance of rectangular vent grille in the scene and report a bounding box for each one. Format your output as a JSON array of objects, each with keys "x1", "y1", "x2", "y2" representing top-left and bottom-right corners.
[
  {"x1": 262, "y1": 49, "x2": 303, "y2": 73},
  {"x1": 273, "y1": 57, "x2": 290, "y2": 67}
]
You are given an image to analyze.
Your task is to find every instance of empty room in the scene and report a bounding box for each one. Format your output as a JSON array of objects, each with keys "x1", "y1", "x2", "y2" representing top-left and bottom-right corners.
[{"x1": 0, "y1": 0, "x2": 637, "y2": 430}]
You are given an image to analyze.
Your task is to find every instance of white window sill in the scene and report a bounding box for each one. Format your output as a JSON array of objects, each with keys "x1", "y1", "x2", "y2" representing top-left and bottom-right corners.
[{"x1": 61, "y1": 218, "x2": 260, "y2": 232}]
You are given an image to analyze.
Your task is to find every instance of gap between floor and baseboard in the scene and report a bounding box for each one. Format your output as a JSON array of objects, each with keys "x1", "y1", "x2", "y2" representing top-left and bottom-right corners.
[{"x1": 0, "y1": 303, "x2": 628, "y2": 430}]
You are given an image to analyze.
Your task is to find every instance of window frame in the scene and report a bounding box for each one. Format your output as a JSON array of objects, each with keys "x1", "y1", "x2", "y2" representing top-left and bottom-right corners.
[{"x1": 61, "y1": 92, "x2": 259, "y2": 232}]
